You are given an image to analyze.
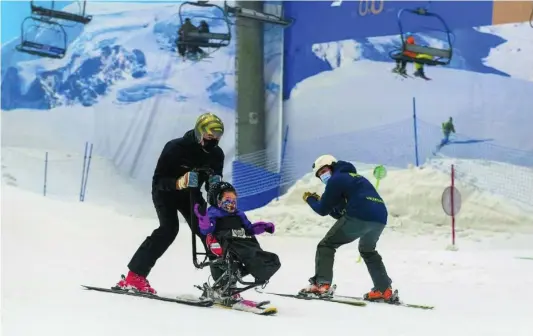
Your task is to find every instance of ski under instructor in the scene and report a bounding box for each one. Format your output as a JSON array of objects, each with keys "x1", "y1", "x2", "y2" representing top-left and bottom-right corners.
[
  {"x1": 300, "y1": 154, "x2": 396, "y2": 302},
  {"x1": 115, "y1": 113, "x2": 226, "y2": 294}
]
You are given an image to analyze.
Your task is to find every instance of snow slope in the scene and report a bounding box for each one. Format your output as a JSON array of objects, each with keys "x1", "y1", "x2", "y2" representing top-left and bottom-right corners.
[
  {"x1": 250, "y1": 160, "x2": 533, "y2": 239},
  {"x1": 3, "y1": 183, "x2": 533, "y2": 336}
]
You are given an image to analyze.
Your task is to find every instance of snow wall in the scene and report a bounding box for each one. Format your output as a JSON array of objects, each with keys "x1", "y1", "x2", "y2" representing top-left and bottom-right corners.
[{"x1": 272, "y1": 0, "x2": 533, "y2": 210}]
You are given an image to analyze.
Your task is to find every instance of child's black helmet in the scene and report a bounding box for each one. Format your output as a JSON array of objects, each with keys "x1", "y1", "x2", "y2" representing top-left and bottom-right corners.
[{"x1": 208, "y1": 181, "x2": 236, "y2": 206}]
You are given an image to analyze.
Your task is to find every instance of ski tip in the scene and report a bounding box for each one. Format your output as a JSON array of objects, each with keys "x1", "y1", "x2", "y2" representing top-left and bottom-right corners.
[{"x1": 261, "y1": 307, "x2": 278, "y2": 315}]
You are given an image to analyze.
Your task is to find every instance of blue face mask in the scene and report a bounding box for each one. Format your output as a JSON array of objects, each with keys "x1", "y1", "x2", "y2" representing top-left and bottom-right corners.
[{"x1": 319, "y1": 171, "x2": 331, "y2": 184}]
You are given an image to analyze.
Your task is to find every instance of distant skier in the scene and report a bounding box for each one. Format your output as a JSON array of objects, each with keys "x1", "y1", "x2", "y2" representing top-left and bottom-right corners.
[
  {"x1": 438, "y1": 117, "x2": 456, "y2": 149},
  {"x1": 194, "y1": 181, "x2": 281, "y2": 303},
  {"x1": 300, "y1": 155, "x2": 396, "y2": 302},
  {"x1": 115, "y1": 113, "x2": 225, "y2": 294}
]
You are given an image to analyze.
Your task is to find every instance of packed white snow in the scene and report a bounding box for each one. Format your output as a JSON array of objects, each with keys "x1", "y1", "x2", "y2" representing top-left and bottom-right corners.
[
  {"x1": 3, "y1": 181, "x2": 533, "y2": 336},
  {"x1": 248, "y1": 160, "x2": 533, "y2": 238}
]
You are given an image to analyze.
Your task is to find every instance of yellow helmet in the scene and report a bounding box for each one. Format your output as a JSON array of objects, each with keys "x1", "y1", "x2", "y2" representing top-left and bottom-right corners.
[{"x1": 194, "y1": 113, "x2": 224, "y2": 141}]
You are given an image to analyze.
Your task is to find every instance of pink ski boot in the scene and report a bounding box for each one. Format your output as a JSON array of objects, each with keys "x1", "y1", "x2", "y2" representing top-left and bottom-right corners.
[{"x1": 115, "y1": 271, "x2": 157, "y2": 294}]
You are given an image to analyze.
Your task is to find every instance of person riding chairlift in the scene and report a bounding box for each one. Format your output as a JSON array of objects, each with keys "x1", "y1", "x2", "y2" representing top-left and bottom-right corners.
[
  {"x1": 393, "y1": 34, "x2": 432, "y2": 78},
  {"x1": 177, "y1": 18, "x2": 208, "y2": 58}
]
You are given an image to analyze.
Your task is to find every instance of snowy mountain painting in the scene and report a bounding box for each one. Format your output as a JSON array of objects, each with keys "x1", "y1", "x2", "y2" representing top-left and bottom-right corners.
[
  {"x1": 1, "y1": 2, "x2": 237, "y2": 185},
  {"x1": 279, "y1": 1, "x2": 533, "y2": 185}
]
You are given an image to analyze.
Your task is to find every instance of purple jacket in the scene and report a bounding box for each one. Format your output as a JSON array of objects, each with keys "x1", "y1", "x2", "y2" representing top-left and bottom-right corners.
[{"x1": 200, "y1": 206, "x2": 253, "y2": 236}]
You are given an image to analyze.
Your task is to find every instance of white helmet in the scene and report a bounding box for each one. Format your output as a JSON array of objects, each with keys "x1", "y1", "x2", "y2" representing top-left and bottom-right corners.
[{"x1": 312, "y1": 154, "x2": 337, "y2": 177}]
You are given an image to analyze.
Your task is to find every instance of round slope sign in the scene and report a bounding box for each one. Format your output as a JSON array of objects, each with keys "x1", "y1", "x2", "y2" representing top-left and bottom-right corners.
[{"x1": 441, "y1": 186, "x2": 462, "y2": 216}]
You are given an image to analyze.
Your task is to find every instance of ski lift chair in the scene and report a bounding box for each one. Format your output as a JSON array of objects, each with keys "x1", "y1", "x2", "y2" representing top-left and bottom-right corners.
[
  {"x1": 389, "y1": 8, "x2": 453, "y2": 66},
  {"x1": 176, "y1": 1, "x2": 232, "y2": 57},
  {"x1": 16, "y1": 16, "x2": 67, "y2": 59},
  {"x1": 30, "y1": 0, "x2": 92, "y2": 24}
]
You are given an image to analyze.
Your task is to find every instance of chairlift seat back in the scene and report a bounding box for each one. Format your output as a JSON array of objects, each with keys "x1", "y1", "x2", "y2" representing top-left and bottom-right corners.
[
  {"x1": 404, "y1": 44, "x2": 451, "y2": 59},
  {"x1": 178, "y1": 31, "x2": 231, "y2": 48},
  {"x1": 187, "y1": 32, "x2": 230, "y2": 41}
]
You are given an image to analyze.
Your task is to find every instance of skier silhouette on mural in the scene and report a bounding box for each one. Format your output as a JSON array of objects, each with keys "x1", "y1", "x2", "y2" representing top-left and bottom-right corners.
[
  {"x1": 437, "y1": 117, "x2": 456, "y2": 150},
  {"x1": 392, "y1": 34, "x2": 433, "y2": 80}
]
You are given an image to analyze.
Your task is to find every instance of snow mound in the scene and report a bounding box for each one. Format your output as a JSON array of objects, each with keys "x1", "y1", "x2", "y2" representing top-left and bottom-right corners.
[{"x1": 248, "y1": 162, "x2": 533, "y2": 238}]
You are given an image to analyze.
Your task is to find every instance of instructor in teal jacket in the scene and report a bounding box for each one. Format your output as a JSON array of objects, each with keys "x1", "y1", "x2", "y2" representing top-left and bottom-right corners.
[{"x1": 299, "y1": 155, "x2": 396, "y2": 303}]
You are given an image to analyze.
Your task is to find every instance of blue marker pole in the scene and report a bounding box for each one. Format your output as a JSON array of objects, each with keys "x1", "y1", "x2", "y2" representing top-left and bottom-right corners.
[
  {"x1": 412, "y1": 97, "x2": 420, "y2": 167},
  {"x1": 43, "y1": 152, "x2": 48, "y2": 196}
]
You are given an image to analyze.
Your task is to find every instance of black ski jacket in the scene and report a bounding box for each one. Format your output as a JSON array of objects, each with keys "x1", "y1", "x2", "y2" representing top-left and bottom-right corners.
[{"x1": 151, "y1": 130, "x2": 225, "y2": 196}]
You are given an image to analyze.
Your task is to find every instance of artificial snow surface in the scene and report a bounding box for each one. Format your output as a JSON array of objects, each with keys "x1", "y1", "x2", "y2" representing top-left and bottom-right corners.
[
  {"x1": 3, "y1": 180, "x2": 533, "y2": 336},
  {"x1": 2, "y1": 146, "x2": 533, "y2": 336}
]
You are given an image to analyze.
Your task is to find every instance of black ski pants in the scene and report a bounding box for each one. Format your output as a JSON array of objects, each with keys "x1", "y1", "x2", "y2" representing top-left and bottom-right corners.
[
  {"x1": 218, "y1": 236, "x2": 281, "y2": 284},
  {"x1": 314, "y1": 216, "x2": 392, "y2": 292},
  {"x1": 127, "y1": 190, "x2": 220, "y2": 279}
]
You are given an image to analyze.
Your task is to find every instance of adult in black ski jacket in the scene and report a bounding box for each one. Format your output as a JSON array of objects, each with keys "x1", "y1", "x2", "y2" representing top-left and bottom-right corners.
[{"x1": 115, "y1": 113, "x2": 225, "y2": 294}]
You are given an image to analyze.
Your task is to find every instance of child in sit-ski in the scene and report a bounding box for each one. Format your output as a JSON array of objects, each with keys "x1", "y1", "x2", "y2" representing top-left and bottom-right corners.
[{"x1": 194, "y1": 181, "x2": 281, "y2": 302}]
